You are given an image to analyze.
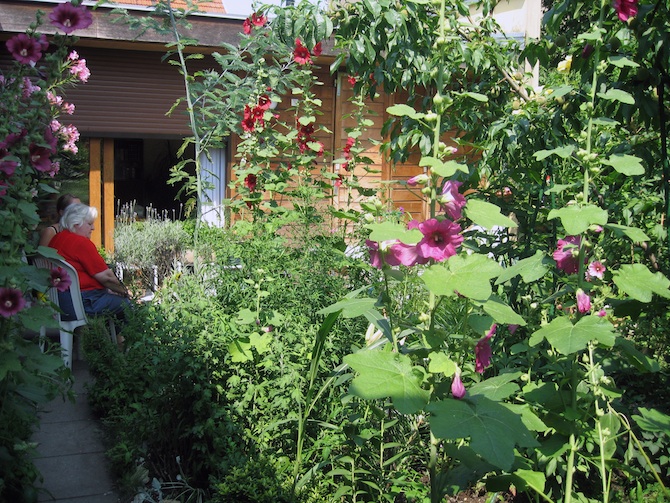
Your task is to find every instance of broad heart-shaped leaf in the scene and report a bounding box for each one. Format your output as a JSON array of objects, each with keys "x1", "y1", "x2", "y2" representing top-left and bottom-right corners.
[
  {"x1": 365, "y1": 221, "x2": 422, "y2": 244},
  {"x1": 344, "y1": 350, "x2": 430, "y2": 414},
  {"x1": 597, "y1": 88, "x2": 635, "y2": 105},
  {"x1": 632, "y1": 407, "x2": 670, "y2": 435},
  {"x1": 478, "y1": 296, "x2": 526, "y2": 326},
  {"x1": 529, "y1": 316, "x2": 615, "y2": 355},
  {"x1": 419, "y1": 157, "x2": 468, "y2": 178},
  {"x1": 428, "y1": 352, "x2": 457, "y2": 376},
  {"x1": 609, "y1": 55, "x2": 639, "y2": 68},
  {"x1": 386, "y1": 103, "x2": 423, "y2": 119},
  {"x1": 464, "y1": 200, "x2": 518, "y2": 230},
  {"x1": 547, "y1": 204, "x2": 608, "y2": 235},
  {"x1": 513, "y1": 470, "x2": 546, "y2": 495},
  {"x1": 495, "y1": 250, "x2": 549, "y2": 285},
  {"x1": 228, "y1": 337, "x2": 252, "y2": 363},
  {"x1": 601, "y1": 154, "x2": 645, "y2": 175},
  {"x1": 428, "y1": 395, "x2": 538, "y2": 470},
  {"x1": 533, "y1": 145, "x2": 575, "y2": 161},
  {"x1": 605, "y1": 224, "x2": 650, "y2": 242},
  {"x1": 469, "y1": 372, "x2": 522, "y2": 401},
  {"x1": 421, "y1": 254, "x2": 502, "y2": 300},
  {"x1": 318, "y1": 297, "x2": 378, "y2": 318},
  {"x1": 613, "y1": 264, "x2": 670, "y2": 302}
]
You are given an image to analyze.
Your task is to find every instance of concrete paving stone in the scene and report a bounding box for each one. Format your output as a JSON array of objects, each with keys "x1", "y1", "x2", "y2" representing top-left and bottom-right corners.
[
  {"x1": 38, "y1": 393, "x2": 95, "y2": 423},
  {"x1": 34, "y1": 452, "x2": 118, "y2": 502},
  {"x1": 33, "y1": 419, "x2": 105, "y2": 458},
  {"x1": 40, "y1": 494, "x2": 121, "y2": 503}
]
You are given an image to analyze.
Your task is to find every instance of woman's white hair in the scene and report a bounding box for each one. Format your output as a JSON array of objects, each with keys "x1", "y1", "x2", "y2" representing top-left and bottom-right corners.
[{"x1": 60, "y1": 203, "x2": 98, "y2": 231}]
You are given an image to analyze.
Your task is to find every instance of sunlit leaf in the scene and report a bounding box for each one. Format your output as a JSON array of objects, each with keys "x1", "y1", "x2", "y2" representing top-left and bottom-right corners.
[
  {"x1": 533, "y1": 145, "x2": 575, "y2": 161},
  {"x1": 612, "y1": 264, "x2": 670, "y2": 302},
  {"x1": 609, "y1": 56, "x2": 639, "y2": 68},
  {"x1": 386, "y1": 104, "x2": 423, "y2": 119},
  {"x1": 428, "y1": 352, "x2": 457, "y2": 376},
  {"x1": 464, "y1": 200, "x2": 518, "y2": 229},
  {"x1": 469, "y1": 372, "x2": 522, "y2": 401},
  {"x1": 529, "y1": 316, "x2": 615, "y2": 355},
  {"x1": 547, "y1": 204, "x2": 608, "y2": 235},
  {"x1": 604, "y1": 224, "x2": 649, "y2": 242},
  {"x1": 365, "y1": 221, "x2": 422, "y2": 244},
  {"x1": 422, "y1": 254, "x2": 502, "y2": 300},
  {"x1": 601, "y1": 154, "x2": 644, "y2": 176},
  {"x1": 597, "y1": 89, "x2": 635, "y2": 105},
  {"x1": 513, "y1": 470, "x2": 546, "y2": 494},
  {"x1": 479, "y1": 296, "x2": 526, "y2": 325},
  {"x1": 632, "y1": 407, "x2": 670, "y2": 435},
  {"x1": 495, "y1": 251, "x2": 549, "y2": 285}
]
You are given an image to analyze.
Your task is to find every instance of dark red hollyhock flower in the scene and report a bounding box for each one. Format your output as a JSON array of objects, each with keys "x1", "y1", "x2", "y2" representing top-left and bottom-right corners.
[
  {"x1": 252, "y1": 106, "x2": 265, "y2": 121},
  {"x1": 347, "y1": 75, "x2": 357, "y2": 85},
  {"x1": 49, "y1": 2, "x2": 93, "y2": 34},
  {"x1": 6, "y1": 34, "x2": 43, "y2": 65},
  {"x1": 242, "y1": 18, "x2": 252, "y2": 35},
  {"x1": 244, "y1": 173, "x2": 257, "y2": 192},
  {"x1": 49, "y1": 267, "x2": 72, "y2": 292},
  {"x1": 251, "y1": 12, "x2": 267, "y2": 27},
  {"x1": 38, "y1": 34, "x2": 49, "y2": 51},
  {"x1": 293, "y1": 39, "x2": 312, "y2": 65},
  {"x1": 0, "y1": 130, "x2": 27, "y2": 150},
  {"x1": 258, "y1": 94, "x2": 272, "y2": 110},
  {"x1": 242, "y1": 105, "x2": 256, "y2": 132},
  {"x1": 0, "y1": 150, "x2": 17, "y2": 176},
  {"x1": 312, "y1": 41, "x2": 323, "y2": 57},
  {"x1": 613, "y1": 0, "x2": 638, "y2": 21},
  {"x1": 29, "y1": 144, "x2": 53, "y2": 173}
]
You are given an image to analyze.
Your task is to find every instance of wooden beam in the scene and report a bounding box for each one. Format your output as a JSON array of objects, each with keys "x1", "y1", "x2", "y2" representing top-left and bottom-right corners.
[
  {"x1": 89, "y1": 138, "x2": 102, "y2": 247},
  {"x1": 103, "y1": 139, "x2": 115, "y2": 254}
]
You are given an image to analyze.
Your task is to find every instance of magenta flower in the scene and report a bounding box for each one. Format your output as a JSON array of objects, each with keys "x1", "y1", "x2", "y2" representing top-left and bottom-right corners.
[
  {"x1": 440, "y1": 180, "x2": 466, "y2": 220},
  {"x1": 475, "y1": 324, "x2": 496, "y2": 374},
  {"x1": 29, "y1": 144, "x2": 53, "y2": 173},
  {"x1": 70, "y1": 58, "x2": 90, "y2": 82},
  {"x1": 49, "y1": 267, "x2": 72, "y2": 292},
  {"x1": 6, "y1": 34, "x2": 43, "y2": 65},
  {"x1": 586, "y1": 261, "x2": 606, "y2": 281},
  {"x1": 388, "y1": 241, "x2": 428, "y2": 267},
  {"x1": 553, "y1": 235, "x2": 581, "y2": 274},
  {"x1": 613, "y1": 0, "x2": 638, "y2": 20},
  {"x1": 416, "y1": 218, "x2": 463, "y2": 262},
  {"x1": 293, "y1": 39, "x2": 312, "y2": 65},
  {"x1": 49, "y1": 2, "x2": 93, "y2": 34},
  {"x1": 451, "y1": 368, "x2": 466, "y2": 399},
  {"x1": 576, "y1": 289, "x2": 591, "y2": 314},
  {"x1": 0, "y1": 287, "x2": 26, "y2": 318},
  {"x1": 407, "y1": 173, "x2": 429, "y2": 187},
  {"x1": 597, "y1": 309, "x2": 607, "y2": 317},
  {"x1": 508, "y1": 324, "x2": 519, "y2": 335}
]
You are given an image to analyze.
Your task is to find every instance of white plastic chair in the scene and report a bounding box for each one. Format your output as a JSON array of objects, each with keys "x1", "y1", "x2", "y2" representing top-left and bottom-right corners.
[{"x1": 31, "y1": 251, "x2": 117, "y2": 368}]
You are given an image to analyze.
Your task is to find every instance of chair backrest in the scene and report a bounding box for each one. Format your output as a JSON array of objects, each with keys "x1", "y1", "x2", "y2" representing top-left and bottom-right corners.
[{"x1": 32, "y1": 251, "x2": 88, "y2": 326}]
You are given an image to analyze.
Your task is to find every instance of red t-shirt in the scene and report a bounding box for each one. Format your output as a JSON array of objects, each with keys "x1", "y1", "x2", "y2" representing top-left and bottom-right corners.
[{"x1": 49, "y1": 229, "x2": 109, "y2": 291}]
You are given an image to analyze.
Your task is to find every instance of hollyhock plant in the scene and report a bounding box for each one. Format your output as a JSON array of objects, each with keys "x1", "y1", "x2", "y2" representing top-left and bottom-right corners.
[
  {"x1": 312, "y1": 41, "x2": 323, "y2": 57},
  {"x1": 29, "y1": 144, "x2": 55, "y2": 174},
  {"x1": 576, "y1": 289, "x2": 591, "y2": 314},
  {"x1": 49, "y1": 267, "x2": 72, "y2": 292},
  {"x1": 451, "y1": 368, "x2": 466, "y2": 399},
  {"x1": 553, "y1": 235, "x2": 581, "y2": 274},
  {"x1": 0, "y1": 287, "x2": 26, "y2": 318},
  {"x1": 244, "y1": 173, "x2": 257, "y2": 192},
  {"x1": 613, "y1": 0, "x2": 638, "y2": 21},
  {"x1": 6, "y1": 34, "x2": 44, "y2": 65},
  {"x1": 407, "y1": 173, "x2": 429, "y2": 186},
  {"x1": 48, "y1": 1, "x2": 93, "y2": 34},
  {"x1": 293, "y1": 39, "x2": 312, "y2": 65},
  {"x1": 416, "y1": 218, "x2": 463, "y2": 262},
  {"x1": 475, "y1": 324, "x2": 496, "y2": 373},
  {"x1": 440, "y1": 180, "x2": 466, "y2": 220}
]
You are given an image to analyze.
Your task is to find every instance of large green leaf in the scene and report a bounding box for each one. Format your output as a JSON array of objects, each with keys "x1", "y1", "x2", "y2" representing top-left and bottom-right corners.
[
  {"x1": 386, "y1": 104, "x2": 423, "y2": 119},
  {"x1": 601, "y1": 154, "x2": 645, "y2": 176},
  {"x1": 529, "y1": 316, "x2": 615, "y2": 355},
  {"x1": 469, "y1": 372, "x2": 522, "y2": 401},
  {"x1": 344, "y1": 350, "x2": 430, "y2": 414},
  {"x1": 533, "y1": 145, "x2": 575, "y2": 161},
  {"x1": 318, "y1": 297, "x2": 379, "y2": 318},
  {"x1": 513, "y1": 470, "x2": 546, "y2": 495},
  {"x1": 429, "y1": 395, "x2": 538, "y2": 470},
  {"x1": 597, "y1": 88, "x2": 635, "y2": 105},
  {"x1": 495, "y1": 251, "x2": 549, "y2": 285},
  {"x1": 419, "y1": 157, "x2": 468, "y2": 177},
  {"x1": 632, "y1": 408, "x2": 670, "y2": 435},
  {"x1": 365, "y1": 221, "x2": 422, "y2": 244},
  {"x1": 605, "y1": 224, "x2": 649, "y2": 242},
  {"x1": 421, "y1": 254, "x2": 502, "y2": 300},
  {"x1": 464, "y1": 200, "x2": 518, "y2": 229},
  {"x1": 0, "y1": 351, "x2": 22, "y2": 380},
  {"x1": 479, "y1": 296, "x2": 526, "y2": 325},
  {"x1": 547, "y1": 204, "x2": 608, "y2": 235},
  {"x1": 612, "y1": 264, "x2": 670, "y2": 302}
]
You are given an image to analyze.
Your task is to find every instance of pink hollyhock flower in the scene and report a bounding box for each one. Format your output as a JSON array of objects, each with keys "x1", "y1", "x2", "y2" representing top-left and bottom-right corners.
[
  {"x1": 334, "y1": 174, "x2": 344, "y2": 188},
  {"x1": 440, "y1": 180, "x2": 466, "y2": 220},
  {"x1": 293, "y1": 39, "x2": 312, "y2": 65},
  {"x1": 416, "y1": 218, "x2": 463, "y2": 262},
  {"x1": 366, "y1": 239, "x2": 383, "y2": 268},
  {"x1": 597, "y1": 309, "x2": 607, "y2": 317},
  {"x1": 475, "y1": 324, "x2": 496, "y2": 373},
  {"x1": 6, "y1": 34, "x2": 43, "y2": 65},
  {"x1": 553, "y1": 235, "x2": 581, "y2": 274},
  {"x1": 586, "y1": 261, "x2": 606, "y2": 281},
  {"x1": 576, "y1": 289, "x2": 591, "y2": 314},
  {"x1": 49, "y1": 2, "x2": 93, "y2": 34},
  {"x1": 0, "y1": 287, "x2": 26, "y2": 318},
  {"x1": 50, "y1": 267, "x2": 72, "y2": 292},
  {"x1": 407, "y1": 174, "x2": 429, "y2": 187},
  {"x1": 508, "y1": 324, "x2": 519, "y2": 335},
  {"x1": 312, "y1": 41, "x2": 323, "y2": 57},
  {"x1": 387, "y1": 241, "x2": 428, "y2": 267},
  {"x1": 257, "y1": 94, "x2": 272, "y2": 111},
  {"x1": 242, "y1": 18, "x2": 252, "y2": 34},
  {"x1": 451, "y1": 368, "x2": 466, "y2": 399},
  {"x1": 251, "y1": 12, "x2": 267, "y2": 27},
  {"x1": 244, "y1": 173, "x2": 257, "y2": 192},
  {"x1": 38, "y1": 34, "x2": 49, "y2": 51},
  {"x1": 613, "y1": 0, "x2": 638, "y2": 20},
  {"x1": 21, "y1": 77, "x2": 41, "y2": 98}
]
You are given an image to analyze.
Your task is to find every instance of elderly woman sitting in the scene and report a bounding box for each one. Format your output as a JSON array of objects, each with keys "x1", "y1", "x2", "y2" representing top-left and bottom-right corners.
[{"x1": 49, "y1": 203, "x2": 131, "y2": 318}]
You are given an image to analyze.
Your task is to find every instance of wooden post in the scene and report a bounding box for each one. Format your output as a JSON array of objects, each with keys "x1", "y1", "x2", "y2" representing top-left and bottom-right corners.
[
  {"x1": 89, "y1": 138, "x2": 102, "y2": 247},
  {"x1": 103, "y1": 139, "x2": 115, "y2": 254}
]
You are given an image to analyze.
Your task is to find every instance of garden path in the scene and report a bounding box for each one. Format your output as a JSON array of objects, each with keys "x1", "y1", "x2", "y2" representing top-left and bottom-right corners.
[{"x1": 31, "y1": 359, "x2": 121, "y2": 502}]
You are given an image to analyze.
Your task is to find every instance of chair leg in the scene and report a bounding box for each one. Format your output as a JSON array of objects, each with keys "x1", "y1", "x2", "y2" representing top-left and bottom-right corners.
[
  {"x1": 108, "y1": 318, "x2": 118, "y2": 345},
  {"x1": 60, "y1": 329, "x2": 74, "y2": 369},
  {"x1": 39, "y1": 326, "x2": 46, "y2": 353}
]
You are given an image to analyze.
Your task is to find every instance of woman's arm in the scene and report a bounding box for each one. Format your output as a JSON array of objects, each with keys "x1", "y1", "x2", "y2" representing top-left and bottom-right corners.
[
  {"x1": 39, "y1": 226, "x2": 57, "y2": 247},
  {"x1": 93, "y1": 268, "x2": 129, "y2": 297}
]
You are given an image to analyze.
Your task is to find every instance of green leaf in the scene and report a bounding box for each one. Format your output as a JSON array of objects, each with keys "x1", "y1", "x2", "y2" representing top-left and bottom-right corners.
[
  {"x1": 544, "y1": 183, "x2": 573, "y2": 194},
  {"x1": 503, "y1": 403, "x2": 549, "y2": 432},
  {"x1": 344, "y1": 350, "x2": 430, "y2": 414},
  {"x1": 386, "y1": 104, "x2": 423, "y2": 119},
  {"x1": 547, "y1": 204, "x2": 608, "y2": 235},
  {"x1": 533, "y1": 145, "x2": 575, "y2": 161},
  {"x1": 632, "y1": 408, "x2": 670, "y2": 435},
  {"x1": 549, "y1": 85, "x2": 573, "y2": 99},
  {"x1": 421, "y1": 254, "x2": 502, "y2": 300},
  {"x1": 464, "y1": 200, "x2": 518, "y2": 229},
  {"x1": 235, "y1": 308, "x2": 257, "y2": 325},
  {"x1": 597, "y1": 88, "x2": 635, "y2": 105},
  {"x1": 480, "y1": 296, "x2": 526, "y2": 325},
  {"x1": 457, "y1": 91, "x2": 488, "y2": 102},
  {"x1": 513, "y1": 470, "x2": 546, "y2": 495},
  {"x1": 608, "y1": 56, "x2": 639, "y2": 68},
  {"x1": 612, "y1": 264, "x2": 670, "y2": 302},
  {"x1": 591, "y1": 117, "x2": 620, "y2": 126},
  {"x1": 0, "y1": 351, "x2": 22, "y2": 380},
  {"x1": 228, "y1": 338, "x2": 252, "y2": 363},
  {"x1": 529, "y1": 316, "x2": 615, "y2": 355},
  {"x1": 495, "y1": 251, "x2": 549, "y2": 285},
  {"x1": 429, "y1": 395, "x2": 538, "y2": 470},
  {"x1": 469, "y1": 372, "x2": 522, "y2": 401},
  {"x1": 605, "y1": 224, "x2": 649, "y2": 242},
  {"x1": 428, "y1": 352, "x2": 457, "y2": 376},
  {"x1": 365, "y1": 221, "x2": 422, "y2": 244},
  {"x1": 249, "y1": 332, "x2": 271, "y2": 354},
  {"x1": 419, "y1": 157, "x2": 468, "y2": 177},
  {"x1": 601, "y1": 154, "x2": 645, "y2": 175},
  {"x1": 318, "y1": 297, "x2": 378, "y2": 318},
  {"x1": 599, "y1": 412, "x2": 621, "y2": 459}
]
